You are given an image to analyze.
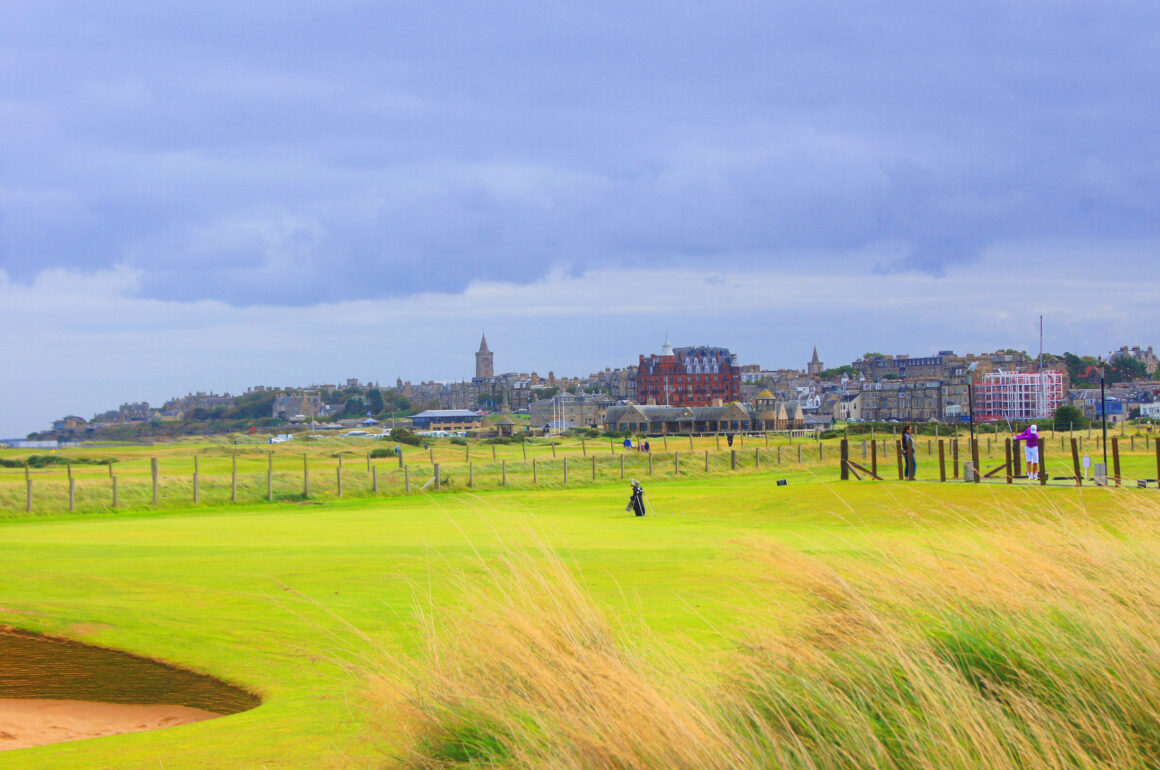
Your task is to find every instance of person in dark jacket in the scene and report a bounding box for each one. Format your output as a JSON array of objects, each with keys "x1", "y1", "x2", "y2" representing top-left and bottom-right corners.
[{"x1": 902, "y1": 424, "x2": 917, "y2": 480}]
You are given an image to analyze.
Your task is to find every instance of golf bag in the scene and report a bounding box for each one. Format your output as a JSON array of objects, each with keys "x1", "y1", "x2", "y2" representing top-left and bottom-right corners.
[{"x1": 627, "y1": 483, "x2": 646, "y2": 517}]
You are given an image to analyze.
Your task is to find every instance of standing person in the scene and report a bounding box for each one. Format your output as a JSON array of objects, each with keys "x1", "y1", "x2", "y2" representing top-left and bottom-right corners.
[
  {"x1": 1013, "y1": 424, "x2": 1040, "y2": 480},
  {"x1": 623, "y1": 436, "x2": 633, "y2": 451},
  {"x1": 643, "y1": 439, "x2": 650, "y2": 453},
  {"x1": 726, "y1": 432, "x2": 734, "y2": 447},
  {"x1": 902, "y1": 424, "x2": 917, "y2": 480}
]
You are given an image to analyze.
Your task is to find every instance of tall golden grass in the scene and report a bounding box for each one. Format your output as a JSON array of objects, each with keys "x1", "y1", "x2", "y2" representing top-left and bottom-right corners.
[{"x1": 368, "y1": 491, "x2": 1160, "y2": 768}]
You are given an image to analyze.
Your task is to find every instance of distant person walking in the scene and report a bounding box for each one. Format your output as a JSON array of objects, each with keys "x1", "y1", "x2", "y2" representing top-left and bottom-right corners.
[
  {"x1": 1013, "y1": 424, "x2": 1040, "y2": 480},
  {"x1": 902, "y1": 424, "x2": 917, "y2": 480},
  {"x1": 623, "y1": 436, "x2": 633, "y2": 450}
]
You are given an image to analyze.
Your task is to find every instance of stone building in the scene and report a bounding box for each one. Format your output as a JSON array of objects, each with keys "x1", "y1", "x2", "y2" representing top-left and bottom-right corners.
[
  {"x1": 474, "y1": 333, "x2": 494, "y2": 380},
  {"x1": 636, "y1": 341, "x2": 741, "y2": 407}
]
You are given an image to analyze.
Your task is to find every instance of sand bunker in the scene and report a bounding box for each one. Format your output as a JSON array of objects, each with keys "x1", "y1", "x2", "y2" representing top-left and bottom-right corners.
[
  {"x1": 0, "y1": 698, "x2": 217, "y2": 751},
  {"x1": 0, "y1": 628, "x2": 259, "y2": 752}
]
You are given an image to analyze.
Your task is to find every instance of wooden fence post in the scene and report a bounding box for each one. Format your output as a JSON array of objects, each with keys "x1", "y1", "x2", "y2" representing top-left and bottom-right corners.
[
  {"x1": 582, "y1": 439, "x2": 587, "y2": 457},
  {"x1": 704, "y1": 449, "x2": 710, "y2": 472},
  {"x1": 663, "y1": 435, "x2": 669, "y2": 450},
  {"x1": 367, "y1": 452, "x2": 372, "y2": 473},
  {"x1": 404, "y1": 465, "x2": 410, "y2": 493},
  {"x1": 716, "y1": 434, "x2": 721, "y2": 450},
  {"x1": 689, "y1": 435, "x2": 694, "y2": 451},
  {"x1": 25, "y1": 476, "x2": 32, "y2": 513},
  {"x1": 372, "y1": 465, "x2": 379, "y2": 493},
  {"x1": 502, "y1": 460, "x2": 507, "y2": 486},
  {"x1": 337, "y1": 463, "x2": 344, "y2": 497},
  {"x1": 972, "y1": 439, "x2": 981, "y2": 483},
  {"x1": 755, "y1": 448, "x2": 760, "y2": 468},
  {"x1": 68, "y1": 463, "x2": 75, "y2": 512},
  {"x1": 619, "y1": 455, "x2": 623, "y2": 479},
  {"x1": 1013, "y1": 442, "x2": 1022, "y2": 478},
  {"x1": 151, "y1": 458, "x2": 159, "y2": 504},
  {"x1": 592, "y1": 455, "x2": 597, "y2": 480},
  {"x1": 1004, "y1": 439, "x2": 1013, "y2": 484},
  {"x1": 777, "y1": 446, "x2": 782, "y2": 465},
  {"x1": 938, "y1": 440, "x2": 946, "y2": 482},
  {"x1": 268, "y1": 452, "x2": 273, "y2": 501},
  {"x1": 194, "y1": 456, "x2": 200, "y2": 503},
  {"x1": 674, "y1": 451, "x2": 680, "y2": 476},
  {"x1": 468, "y1": 462, "x2": 474, "y2": 488},
  {"x1": 1039, "y1": 443, "x2": 1048, "y2": 486},
  {"x1": 564, "y1": 457, "x2": 569, "y2": 484},
  {"x1": 1112, "y1": 437, "x2": 1121, "y2": 487},
  {"x1": 398, "y1": 451, "x2": 404, "y2": 468},
  {"x1": 952, "y1": 439, "x2": 959, "y2": 479},
  {"x1": 551, "y1": 444, "x2": 557, "y2": 458},
  {"x1": 730, "y1": 450, "x2": 737, "y2": 470},
  {"x1": 895, "y1": 440, "x2": 904, "y2": 480},
  {"x1": 871, "y1": 441, "x2": 878, "y2": 478},
  {"x1": 1070, "y1": 438, "x2": 1083, "y2": 487},
  {"x1": 429, "y1": 448, "x2": 434, "y2": 464},
  {"x1": 649, "y1": 453, "x2": 653, "y2": 475},
  {"x1": 797, "y1": 445, "x2": 803, "y2": 463},
  {"x1": 112, "y1": 475, "x2": 118, "y2": 508},
  {"x1": 862, "y1": 439, "x2": 867, "y2": 459},
  {"x1": 303, "y1": 454, "x2": 309, "y2": 498},
  {"x1": 434, "y1": 463, "x2": 440, "y2": 491},
  {"x1": 231, "y1": 454, "x2": 237, "y2": 503},
  {"x1": 840, "y1": 439, "x2": 849, "y2": 480},
  {"x1": 534, "y1": 458, "x2": 539, "y2": 484},
  {"x1": 522, "y1": 443, "x2": 527, "y2": 461},
  {"x1": 465, "y1": 445, "x2": 470, "y2": 463}
]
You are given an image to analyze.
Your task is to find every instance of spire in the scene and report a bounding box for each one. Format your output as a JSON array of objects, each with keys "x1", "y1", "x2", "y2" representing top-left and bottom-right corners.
[
  {"x1": 811, "y1": 346, "x2": 820, "y2": 364},
  {"x1": 660, "y1": 335, "x2": 673, "y2": 356},
  {"x1": 478, "y1": 333, "x2": 490, "y2": 354}
]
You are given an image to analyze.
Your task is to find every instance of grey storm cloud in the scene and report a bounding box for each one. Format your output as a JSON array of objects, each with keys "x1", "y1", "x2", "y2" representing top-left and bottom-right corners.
[{"x1": 2, "y1": 0, "x2": 1158, "y2": 305}]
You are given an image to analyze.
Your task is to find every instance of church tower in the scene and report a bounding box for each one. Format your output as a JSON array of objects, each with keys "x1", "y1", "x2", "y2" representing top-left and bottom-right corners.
[
  {"x1": 475, "y1": 333, "x2": 494, "y2": 380},
  {"x1": 807, "y1": 346, "x2": 824, "y2": 376}
]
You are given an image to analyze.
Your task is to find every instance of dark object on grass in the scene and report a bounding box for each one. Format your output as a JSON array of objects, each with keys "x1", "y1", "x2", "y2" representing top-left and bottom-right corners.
[
  {"x1": 776, "y1": 479, "x2": 788, "y2": 486},
  {"x1": 626, "y1": 480, "x2": 647, "y2": 517}
]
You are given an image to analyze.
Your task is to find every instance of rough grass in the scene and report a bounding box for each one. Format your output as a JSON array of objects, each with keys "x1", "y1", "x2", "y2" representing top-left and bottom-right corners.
[{"x1": 371, "y1": 492, "x2": 1160, "y2": 769}]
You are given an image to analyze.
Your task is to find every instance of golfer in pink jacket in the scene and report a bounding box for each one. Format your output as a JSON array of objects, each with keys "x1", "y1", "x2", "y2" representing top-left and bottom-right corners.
[{"x1": 1013, "y1": 424, "x2": 1040, "y2": 481}]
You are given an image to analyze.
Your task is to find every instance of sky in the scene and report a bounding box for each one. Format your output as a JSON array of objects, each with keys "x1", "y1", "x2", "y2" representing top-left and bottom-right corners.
[{"x1": 2, "y1": 1, "x2": 1159, "y2": 436}]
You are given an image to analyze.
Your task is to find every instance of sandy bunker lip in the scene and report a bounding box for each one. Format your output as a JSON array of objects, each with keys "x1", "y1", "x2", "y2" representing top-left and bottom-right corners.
[{"x1": 0, "y1": 627, "x2": 260, "y2": 750}]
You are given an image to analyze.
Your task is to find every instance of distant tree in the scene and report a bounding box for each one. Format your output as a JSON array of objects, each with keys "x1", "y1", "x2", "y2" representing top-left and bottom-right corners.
[
  {"x1": 1053, "y1": 404, "x2": 1088, "y2": 432},
  {"x1": 342, "y1": 398, "x2": 366, "y2": 417},
  {"x1": 863, "y1": 352, "x2": 886, "y2": 359},
  {"x1": 881, "y1": 373, "x2": 900, "y2": 380},
  {"x1": 819, "y1": 365, "x2": 858, "y2": 380},
  {"x1": 366, "y1": 388, "x2": 385, "y2": 415},
  {"x1": 1108, "y1": 355, "x2": 1147, "y2": 382}
]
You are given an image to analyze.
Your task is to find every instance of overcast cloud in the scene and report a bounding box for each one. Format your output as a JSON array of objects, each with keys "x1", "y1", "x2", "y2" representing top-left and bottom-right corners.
[{"x1": 2, "y1": 1, "x2": 1158, "y2": 436}]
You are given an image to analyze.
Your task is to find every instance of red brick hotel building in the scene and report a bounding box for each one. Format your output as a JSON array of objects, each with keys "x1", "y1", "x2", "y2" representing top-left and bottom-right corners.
[{"x1": 637, "y1": 342, "x2": 741, "y2": 407}]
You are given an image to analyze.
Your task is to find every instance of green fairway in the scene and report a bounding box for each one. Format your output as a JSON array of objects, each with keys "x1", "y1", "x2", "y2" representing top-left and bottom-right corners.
[{"x1": 3, "y1": 443, "x2": 1160, "y2": 766}]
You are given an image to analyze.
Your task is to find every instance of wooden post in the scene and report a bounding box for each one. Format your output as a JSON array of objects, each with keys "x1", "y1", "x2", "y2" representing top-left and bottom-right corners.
[
  {"x1": 551, "y1": 443, "x2": 557, "y2": 458},
  {"x1": 663, "y1": 435, "x2": 668, "y2": 450},
  {"x1": 819, "y1": 442, "x2": 824, "y2": 461},
  {"x1": 674, "y1": 451, "x2": 680, "y2": 476},
  {"x1": 895, "y1": 440, "x2": 904, "y2": 480},
  {"x1": 971, "y1": 439, "x2": 981, "y2": 483},
  {"x1": 337, "y1": 464, "x2": 344, "y2": 497},
  {"x1": 1112, "y1": 437, "x2": 1121, "y2": 487},
  {"x1": 777, "y1": 446, "x2": 782, "y2": 464},
  {"x1": 468, "y1": 462, "x2": 474, "y2": 488},
  {"x1": 871, "y1": 440, "x2": 878, "y2": 478},
  {"x1": 194, "y1": 456, "x2": 200, "y2": 503},
  {"x1": 755, "y1": 448, "x2": 760, "y2": 468},
  {"x1": 429, "y1": 447, "x2": 434, "y2": 464},
  {"x1": 303, "y1": 454, "x2": 309, "y2": 498},
  {"x1": 521, "y1": 443, "x2": 526, "y2": 461},
  {"x1": 1039, "y1": 443, "x2": 1048, "y2": 486},
  {"x1": 1131, "y1": 435, "x2": 1136, "y2": 452},
  {"x1": 372, "y1": 465, "x2": 379, "y2": 493},
  {"x1": 502, "y1": 460, "x2": 507, "y2": 486},
  {"x1": 404, "y1": 465, "x2": 410, "y2": 493},
  {"x1": 582, "y1": 439, "x2": 587, "y2": 457},
  {"x1": 1004, "y1": 439, "x2": 1013, "y2": 484},
  {"x1": 731, "y1": 450, "x2": 737, "y2": 470},
  {"x1": 704, "y1": 450, "x2": 710, "y2": 472},
  {"x1": 492, "y1": 444, "x2": 498, "y2": 461},
  {"x1": 862, "y1": 439, "x2": 867, "y2": 459},
  {"x1": 564, "y1": 457, "x2": 569, "y2": 484},
  {"x1": 68, "y1": 471, "x2": 75, "y2": 512},
  {"x1": 268, "y1": 452, "x2": 273, "y2": 501},
  {"x1": 465, "y1": 445, "x2": 470, "y2": 463},
  {"x1": 927, "y1": 439, "x2": 932, "y2": 456},
  {"x1": 25, "y1": 477, "x2": 32, "y2": 513},
  {"x1": 1013, "y1": 441, "x2": 1022, "y2": 477},
  {"x1": 765, "y1": 432, "x2": 769, "y2": 448},
  {"x1": 592, "y1": 455, "x2": 597, "y2": 480},
  {"x1": 231, "y1": 454, "x2": 238, "y2": 503},
  {"x1": 938, "y1": 440, "x2": 946, "y2": 482},
  {"x1": 398, "y1": 451, "x2": 404, "y2": 468},
  {"x1": 689, "y1": 435, "x2": 694, "y2": 451},
  {"x1": 112, "y1": 475, "x2": 118, "y2": 508},
  {"x1": 715, "y1": 434, "x2": 721, "y2": 450},
  {"x1": 797, "y1": 445, "x2": 802, "y2": 463},
  {"x1": 649, "y1": 453, "x2": 653, "y2": 475},
  {"x1": 952, "y1": 439, "x2": 959, "y2": 479},
  {"x1": 1070, "y1": 438, "x2": 1083, "y2": 487},
  {"x1": 533, "y1": 458, "x2": 539, "y2": 484},
  {"x1": 434, "y1": 463, "x2": 440, "y2": 491},
  {"x1": 367, "y1": 452, "x2": 371, "y2": 473},
  {"x1": 618, "y1": 456, "x2": 622, "y2": 480},
  {"x1": 740, "y1": 433, "x2": 745, "y2": 448},
  {"x1": 840, "y1": 439, "x2": 849, "y2": 480},
  {"x1": 151, "y1": 458, "x2": 159, "y2": 504}
]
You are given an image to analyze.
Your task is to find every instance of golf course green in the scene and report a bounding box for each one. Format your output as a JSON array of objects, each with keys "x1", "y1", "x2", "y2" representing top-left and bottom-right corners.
[{"x1": 3, "y1": 435, "x2": 1160, "y2": 767}]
